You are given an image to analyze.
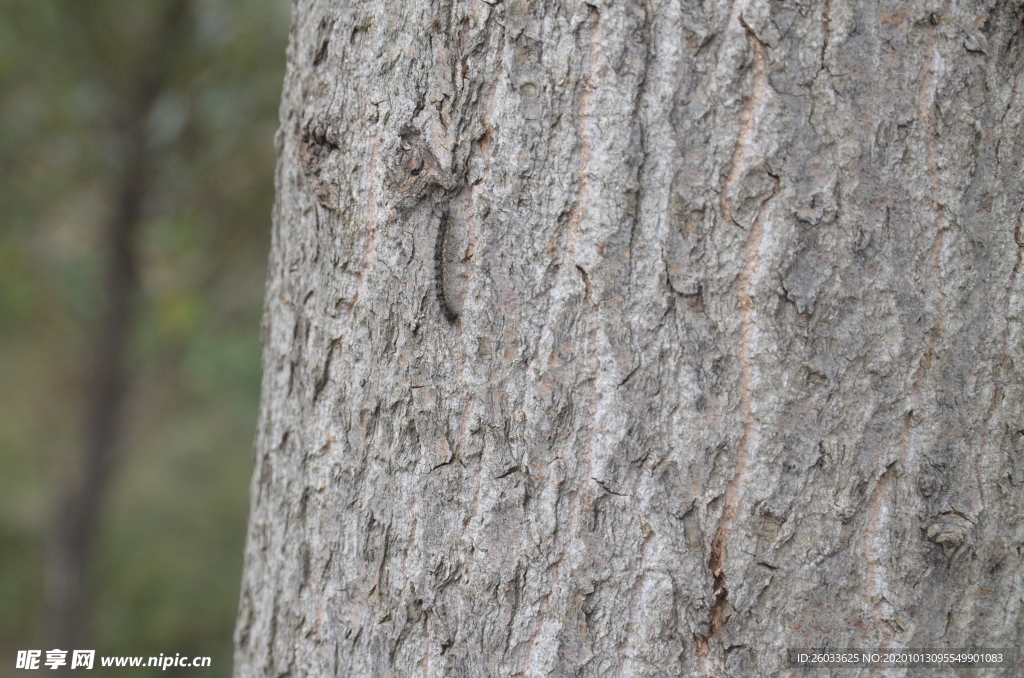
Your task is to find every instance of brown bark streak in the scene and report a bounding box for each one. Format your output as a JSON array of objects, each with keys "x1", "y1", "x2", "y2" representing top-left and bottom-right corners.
[{"x1": 699, "y1": 18, "x2": 772, "y2": 672}]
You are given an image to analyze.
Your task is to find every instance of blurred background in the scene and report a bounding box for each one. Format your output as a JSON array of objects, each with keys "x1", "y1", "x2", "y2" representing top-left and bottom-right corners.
[{"x1": 0, "y1": 0, "x2": 288, "y2": 675}]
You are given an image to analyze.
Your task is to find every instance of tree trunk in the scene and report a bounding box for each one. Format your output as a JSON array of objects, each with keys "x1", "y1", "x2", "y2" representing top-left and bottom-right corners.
[{"x1": 235, "y1": 1, "x2": 1024, "y2": 675}]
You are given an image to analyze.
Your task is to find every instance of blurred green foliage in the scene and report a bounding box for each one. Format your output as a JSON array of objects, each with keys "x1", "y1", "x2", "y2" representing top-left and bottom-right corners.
[{"x1": 0, "y1": 0, "x2": 288, "y2": 675}]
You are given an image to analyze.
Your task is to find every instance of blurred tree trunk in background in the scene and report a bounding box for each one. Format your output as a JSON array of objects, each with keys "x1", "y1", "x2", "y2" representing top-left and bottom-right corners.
[
  {"x1": 235, "y1": 0, "x2": 1024, "y2": 675},
  {"x1": 45, "y1": 0, "x2": 189, "y2": 656}
]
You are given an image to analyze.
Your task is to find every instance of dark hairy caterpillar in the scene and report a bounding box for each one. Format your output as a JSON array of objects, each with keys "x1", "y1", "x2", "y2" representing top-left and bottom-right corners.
[{"x1": 434, "y1": 210, "x2": 459, "y2": 322}]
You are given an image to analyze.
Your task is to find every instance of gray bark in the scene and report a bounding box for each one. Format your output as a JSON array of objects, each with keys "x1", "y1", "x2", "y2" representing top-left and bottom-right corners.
[{"x1": 234, "y1": 0, "x2": 1024, "y2": 676}]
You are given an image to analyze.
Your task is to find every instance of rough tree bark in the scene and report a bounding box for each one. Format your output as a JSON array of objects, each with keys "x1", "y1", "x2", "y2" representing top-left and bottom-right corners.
[{"x1": 235, "y1": 0, "x2": 1024, "y2": 675}]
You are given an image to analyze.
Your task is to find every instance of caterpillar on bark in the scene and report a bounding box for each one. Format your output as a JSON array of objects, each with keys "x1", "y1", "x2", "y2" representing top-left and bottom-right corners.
[{"x1": 434, "y1": 210, "x2": 459, "y2": 322}]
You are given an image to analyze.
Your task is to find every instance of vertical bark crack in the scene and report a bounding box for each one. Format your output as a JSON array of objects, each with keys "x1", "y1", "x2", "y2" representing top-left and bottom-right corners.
[
  {"x1": 720, "y1": 18, "x2": 769, "y2": 229},
  {"x1": 818, "y1": 0, "x2": 834, "y2": 75},
  {"x1": 699, "y1": 14, "x2": 775, "y2": 672}
]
